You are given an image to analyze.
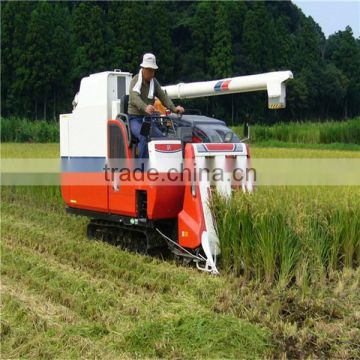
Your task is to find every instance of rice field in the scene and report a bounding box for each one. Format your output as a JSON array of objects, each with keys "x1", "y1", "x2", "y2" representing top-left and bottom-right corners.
[{"x1": 1, "y1": 143, "x2": 360, "y2": 358}]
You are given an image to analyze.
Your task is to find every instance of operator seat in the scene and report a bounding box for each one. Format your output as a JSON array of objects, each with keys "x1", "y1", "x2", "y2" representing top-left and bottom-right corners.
[
  {"x1": 116, "y1": 94, "x2": 135, "y2": 146},
  {"x1": 116, "y1": 95, "x2": 140, "y2": 157},
  {"x1": 120, "y1": 94, "x2": 129, "y2": 114}
]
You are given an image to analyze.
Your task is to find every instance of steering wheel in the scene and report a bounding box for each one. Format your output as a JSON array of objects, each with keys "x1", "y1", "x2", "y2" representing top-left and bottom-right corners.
[{"x1": 142, "y1": 113, "x2": 176, "y2": 138}]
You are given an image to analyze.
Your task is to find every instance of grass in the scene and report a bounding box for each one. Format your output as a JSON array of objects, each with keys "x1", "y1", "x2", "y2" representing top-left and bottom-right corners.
[
  {"x1": 232, "y1": 117, "x2": 360, "y2": 146},
  {"x1": 1, "y1": 144, "x2": 360, "y2": 358},
  {"x1": 2, "y1": 116, "x2": 360, "y2": 150},
  {"x1": 1, "y1": 117, "x2": 59, "y2": 143},
  {"x1": 2, "y1": 142, "x2": 360, "y2": 159},
  {"x1": 249, "y1": 140, "x2": 360, "y2": 151},
  {"x1": 250, "y1": 146, "x2": 360, "y2": 158},
  {"x1": 1, "y1": 143, "x2": 60, "y2": 158}
]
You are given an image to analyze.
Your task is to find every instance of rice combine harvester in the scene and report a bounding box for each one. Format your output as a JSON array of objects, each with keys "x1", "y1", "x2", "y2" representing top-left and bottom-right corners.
[{"x1": 60, "y1": 69, "x2": 293, "y2": 274}]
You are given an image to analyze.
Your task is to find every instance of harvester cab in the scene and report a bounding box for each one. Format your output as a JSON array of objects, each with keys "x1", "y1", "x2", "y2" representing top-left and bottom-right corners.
[{"x1": 60, "y1": 69, "x2": 293, "y2": 274}]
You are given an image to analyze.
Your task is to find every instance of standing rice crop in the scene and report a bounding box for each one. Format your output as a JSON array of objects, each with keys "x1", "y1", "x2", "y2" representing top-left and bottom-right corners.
[{"x1": 211, "y1": 187, "x2": 360, "y2": 287}]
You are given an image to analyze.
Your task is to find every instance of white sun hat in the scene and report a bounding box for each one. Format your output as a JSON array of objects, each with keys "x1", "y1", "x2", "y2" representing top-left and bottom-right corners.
[{"x1": 140, "y1": 53, "x2": 158, "y2": 69}]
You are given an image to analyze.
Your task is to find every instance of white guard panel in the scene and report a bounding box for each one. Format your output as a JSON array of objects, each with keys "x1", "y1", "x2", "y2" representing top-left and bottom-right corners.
[
  {"x1": 193, "y1": 143, "x2": 250, "y2": 274},
  {"x1": 60, "y1": 114, "x2": 71, "y2": 157},
  {"x1": 193, "y1": 143, "x2": 249, "y2": 193},
  {"x1": 148, "y1": 140, "x2": 183, "y2": 172},
  {"x1": 64, "y1": 71, "x2": 132, "y2": 157},
  {"x1": 112, "y1": 100, "x2": 121, "y2": 120}
]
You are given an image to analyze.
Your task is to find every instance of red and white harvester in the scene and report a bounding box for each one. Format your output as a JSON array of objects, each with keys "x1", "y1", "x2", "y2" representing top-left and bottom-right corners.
[{"x1": 60, "y1": 70, "x2": 293, "y2": 274}]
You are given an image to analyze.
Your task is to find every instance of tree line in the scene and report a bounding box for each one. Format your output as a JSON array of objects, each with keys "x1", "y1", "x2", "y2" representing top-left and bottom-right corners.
[{"x1": 1, "y1": 1, "x2": 360, "y2": 124}]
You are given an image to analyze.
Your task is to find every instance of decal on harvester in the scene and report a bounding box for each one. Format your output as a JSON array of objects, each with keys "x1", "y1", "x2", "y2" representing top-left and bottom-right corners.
[
  {"x1": 204, "y1": 144, "x2": 235, "y2": 151},
  {"x1": 155, "y1": 144, "x2": 182, "y2": 153},
  {"x1": 196, "y1": 143, "x2": 244, "y2": 153},
  {"x1": 214, "y1": 79, "x2": 231, "y2": 92}
]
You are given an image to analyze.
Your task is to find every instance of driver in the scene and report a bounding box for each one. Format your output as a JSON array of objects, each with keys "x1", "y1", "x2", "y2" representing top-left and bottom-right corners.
[{"x1": 128, "y1": 53, "x2": 184, "y2": 158}]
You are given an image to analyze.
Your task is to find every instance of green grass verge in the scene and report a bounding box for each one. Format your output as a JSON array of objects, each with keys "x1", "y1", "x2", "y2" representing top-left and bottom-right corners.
[
  {"x1": 252, "y1": 140, "x2": 360, "y2": 151},
  {"x1": 1, "y1": 117, "x2": 59, "y2": 142},
  {"x1": 1, "y1": 143, "x2": 60, "y2": 158},
  {"x1": 2, "y1": 116, "x2": 360, "y2": 147},
  {"x1": 232, "y1": 117, "x2": 360, "y2": 145},
  {"x1": 2, "y1": 142, "x2": 360, "y2": 159}
]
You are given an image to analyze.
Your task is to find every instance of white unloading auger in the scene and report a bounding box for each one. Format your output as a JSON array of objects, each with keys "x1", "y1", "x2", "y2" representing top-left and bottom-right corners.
[
  {"x1": 165, "y1": 71, "x2": 294, "y2": 275},
  {"x1": 163, "y1": 70, "x2": 293, "y2": 109}
]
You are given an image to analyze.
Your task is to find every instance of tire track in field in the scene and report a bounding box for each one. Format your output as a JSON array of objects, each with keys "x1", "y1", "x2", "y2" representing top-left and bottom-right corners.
[
  {"x1": 1, "y1": 277, "x2": 81, "y2": 326},
  {"x1": 1, "y1": 280, "x2": 136, "y2": 359},
  {"x1": 2, "y1": 241, "x2": 167, "y2": 326},
  {"x1": 1, "y1": 202, "x2": 218, "y2": 294},
  {"x1": 0, "y1": 210, "x2": 201, "y2": 291},
  {"x1": 1, "y1": 230, "x2": 212, "y2": 324},
  {"x1": 1, "y1": 213, "x2": 218, "y2": 322}
]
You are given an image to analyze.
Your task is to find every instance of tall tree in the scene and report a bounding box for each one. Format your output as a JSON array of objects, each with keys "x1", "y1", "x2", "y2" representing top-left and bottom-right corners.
[
  {"x1": 1, "y1": 2, "x2": 16, "y2": 116},
  {"x1": 147, "y1": 2, "x2": 174, "y2": 84},
  {"x1": 318, "y1": 64, "x2": 348, "y2": 118},
  {"x1": 208, "y1": 2, "x2": 235, "y2": 121},
  {"x1": 326, "y1": 27, "x2": 360, "y2": 117},
  {"x1": 111, "y1": 2, "x2": 151, "y2": 74},
  {"x1": 24, "y1": 2, "x2": 54, "y2": 119},
  {"x1": 209, "y1": 2, "x2": 234, "y2": 79},
  {"x1": 226, "y1": 1, "x2": 247, "y2": 75},
  {"x1": 1, "y1": 2, "x2": 34, "y2": 117},
  {"x1": 49, "y1": 4, "x2": 72, "y2": 118},
  {"x1": 242, "y1": 3, "x2": 274, "y2": 73},
  {"x1": 285, "y1": 76, "x2": 309, "y2": 120},
  {"x1": 72, "y1": 3, "x2": 108, "y2": 84},
  {"x1": 186, "y1": 2, "x2": 215, "y2": 81},
  {"x1": 291, "y1": 15, "x2": 325, "y2": 71}
]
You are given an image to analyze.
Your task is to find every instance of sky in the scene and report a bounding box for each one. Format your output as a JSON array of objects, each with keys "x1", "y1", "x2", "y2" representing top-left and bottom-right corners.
[{"x1": 292, "y1": 1, "x2": 360, "y2": 38}]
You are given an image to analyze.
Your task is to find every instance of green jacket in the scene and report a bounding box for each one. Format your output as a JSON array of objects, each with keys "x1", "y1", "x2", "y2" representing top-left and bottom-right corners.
[{"x1": 128, "y1": 74, "x2": 176, "y2": 115}]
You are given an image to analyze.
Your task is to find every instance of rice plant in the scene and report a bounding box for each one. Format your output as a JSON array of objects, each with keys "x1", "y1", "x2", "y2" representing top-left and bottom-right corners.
[{"x1": 211, "y1": 187, "x2": 360, "y2": 287}]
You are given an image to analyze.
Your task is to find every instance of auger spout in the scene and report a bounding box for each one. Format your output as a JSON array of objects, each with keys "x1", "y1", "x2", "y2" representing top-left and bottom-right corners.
[{"x1": 163, "y1": 70, "x2": 293, "y2": 109}]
